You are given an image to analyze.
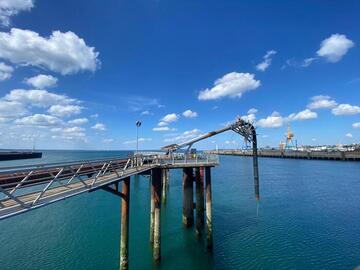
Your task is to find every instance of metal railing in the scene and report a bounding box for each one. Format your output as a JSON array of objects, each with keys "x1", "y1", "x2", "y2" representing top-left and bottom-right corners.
[
  {"x1": 147, "y1": 153, "x2": 220, "y2": 166},
  {"x1": 0, "y1": 153, "x2": 218, "y2": 219},
  {"x1": 0, "y1": 155, "x2": 157, "y2": 219}
]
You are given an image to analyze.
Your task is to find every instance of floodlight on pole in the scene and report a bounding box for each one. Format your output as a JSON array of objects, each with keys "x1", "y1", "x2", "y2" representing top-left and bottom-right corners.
[{"x1": 136, "y1": 121, "x2": 142, "y2": 156}]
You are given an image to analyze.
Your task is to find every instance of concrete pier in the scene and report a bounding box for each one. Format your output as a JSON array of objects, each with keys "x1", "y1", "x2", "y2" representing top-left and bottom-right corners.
[
  {"x1": 205, "y1": 167, "x2": 213, "y2": 250},
  {"x1": 195, "y1": 167, "x2": 205, "y2": 235},
  {"x1": 120, "y1": 177, "x2": 130, "y2": 270},
  {"x1": 182, "y1": 167, "x2": 194, "y2": 227},
  {"x1": 152, "y1": 168, "x2": 162, "y2": 262},
  {"x1": 206, "y1": 149, "x2": 360, "y2": 161}
]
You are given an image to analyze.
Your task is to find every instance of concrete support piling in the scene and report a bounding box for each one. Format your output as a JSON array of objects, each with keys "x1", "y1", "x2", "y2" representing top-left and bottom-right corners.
[
  {"x1": 161, "y1": 169, "x2": 169, "y2": 204},
  {"x1": 149, "y1": 177, "x2": 155, "y2": 244},
  {"x1": 195, "y1": 167, "x2": 205, "y2": 235},
  {"x1": 120, "y1": 177, "x2": 130, "y2": 270},
  {"x1": 252, "y1": 129, "x2": 260, "y2": 200},
  {"x1": 152, "y1": 168, "x2": 162, "y2": 262},
  {"x1": 182, "y1": 167, "x2": 194, "y2": 227},
  {"x1": 205, "y1": 167, "x2": 213, "y2": 250}
]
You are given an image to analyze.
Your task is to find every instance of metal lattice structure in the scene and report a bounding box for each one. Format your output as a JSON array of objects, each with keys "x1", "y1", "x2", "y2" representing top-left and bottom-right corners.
[
  {"x1": 0, "y1": 156, "x2": 155, "y2": 219},
  {"x1": 162, "y1": 117, "x2": 257, "y2": 152},
  {"x1": 0, "y1": 154, "x2": 219, "y2": 220}
]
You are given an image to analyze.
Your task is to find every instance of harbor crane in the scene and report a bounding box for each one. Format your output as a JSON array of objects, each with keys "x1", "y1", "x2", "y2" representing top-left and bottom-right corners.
[{"x1": 162, "y1": 117, "x2": 260, "y2": 199}]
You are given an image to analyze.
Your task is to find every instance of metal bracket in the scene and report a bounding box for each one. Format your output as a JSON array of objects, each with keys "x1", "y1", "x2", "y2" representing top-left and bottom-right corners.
[{"x1": 101, "y1": 185, "x2": 126, "y2": 199}]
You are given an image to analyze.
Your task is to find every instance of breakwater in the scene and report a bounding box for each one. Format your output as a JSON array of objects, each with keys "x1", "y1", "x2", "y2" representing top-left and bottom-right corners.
[
  {"x1": 205, "y1": 149, "x2": 360, "y2": 161},
  {"x1": 0, "y1": 151, "x2": 42, "y2": 161}
]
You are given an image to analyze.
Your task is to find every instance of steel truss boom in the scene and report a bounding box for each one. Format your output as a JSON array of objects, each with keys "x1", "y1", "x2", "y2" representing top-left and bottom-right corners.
[{"x1": 161, "y1": 117, "x2": 256, "y2": 152}]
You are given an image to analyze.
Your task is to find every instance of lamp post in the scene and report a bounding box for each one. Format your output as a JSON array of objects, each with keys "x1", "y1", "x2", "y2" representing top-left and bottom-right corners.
[{"x1": 136, "y1": 121, "x2": 142, "y2": 157}]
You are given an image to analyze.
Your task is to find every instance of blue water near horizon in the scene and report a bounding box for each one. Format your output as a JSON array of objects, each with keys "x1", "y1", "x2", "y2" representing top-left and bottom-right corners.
[{"x1": 0, "y1": 150, "x2": 359, "y2": 269}]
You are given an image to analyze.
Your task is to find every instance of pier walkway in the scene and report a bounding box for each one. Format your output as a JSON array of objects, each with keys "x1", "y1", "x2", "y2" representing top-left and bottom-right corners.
[{"x1": 0, "y1": 153, "x2": 218, "y2": 220}]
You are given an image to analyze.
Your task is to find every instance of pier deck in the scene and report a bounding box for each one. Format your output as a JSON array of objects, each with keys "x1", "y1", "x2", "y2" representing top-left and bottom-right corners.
[{"x1": 0, "y1": 154, "x2": 219, "y2": 220}]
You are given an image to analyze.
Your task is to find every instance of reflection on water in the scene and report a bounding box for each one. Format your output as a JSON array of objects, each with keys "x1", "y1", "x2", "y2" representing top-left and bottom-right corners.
[{"x1": 0, "y1": 151, "x2": 360, "y2": 269}]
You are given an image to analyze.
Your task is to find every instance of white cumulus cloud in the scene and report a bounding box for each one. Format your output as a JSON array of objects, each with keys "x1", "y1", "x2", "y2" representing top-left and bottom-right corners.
[
  {"x1": 153, "y1": 126, "x2": 175, "y2": 132},
  {"x1": 352, "y1": 122, "x2": 360, "y2": 128},
  {"x1": 257, "y1": 109, "x2": 317, "y2": 128},
  {"x1": 141, "y1": 110, "x2": 152, "y2": 116},
  {"x1": 48, "y1": 104, "x2": 83, "y2": 117},
  {"x1": 0, "y1": 28, "x2": 100, "y2": 75},
  {"x1": 307, "y1": 95, "x2": 337, "y2": 109},
  {"x1": 0, "y1": 100, "x2": 26, "y2": 118},
  {"x1": 198, "y1": 72, "x2": 260, "y2": 100},
  {"x1": 157, "y1": 121, "x2": 168, "y2": 127},
  {"x1": 68, "y1": 118, "x2": 88, "y2": 125},
  {"x1": 25, "y1": 74, "x2": 58, "y2": 89},
  {"x1": 164, "y1": 129, "x2": 201, "y2": 143},
  {"x1": 241, "y1": 113, "x2": 256, "y2": 123},
  {"x1": 0, "y1": 0, "x2": 34, "y2": 27},
  {"x1": 182, "y1": 109, "x2": 197, "y2": 118},
  {"x1": 288, "y1": 109, "x2": 318, "y2": 121},
  {"x1": 332, "y1": 104, "x2": 360, "y2": 116},
  {"x1": 317, "y1": 34, "x2": 354, "y2": 62},
  {"x1": 51, "y1": 126, "x2": 86, "y2": 141},
  {"x1": 345, "y1": 133, "x2": 353, "y2": 138},
  {"x1": 15, "y1": 114, "x2": 63, "y2": 127},
  {"x1": 161, "y1": 113, "x2": 179, "y2": 123},
  {"x1": 0, "y1": 62, "x2": 13, "y2": 80},
  {"x1": 256, "y1": 50, "x2": 277, "y2": 71},
  {"x1": 247, "y1": 108, "x2": 258, "y2": 114},
  {"x1": 4, "y1": 89, "x2": 77, "y2": 107},
  {"x1": 257, "y1": 112, "x2": 284, "y2": 128},
  {"x1": 91, "y1": 123, "x2": 106, "y2": 131}
]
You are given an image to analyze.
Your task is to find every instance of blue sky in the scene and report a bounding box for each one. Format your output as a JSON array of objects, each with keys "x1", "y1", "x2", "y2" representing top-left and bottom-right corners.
[{"x1": 0, "y1": 0, "x2": 359, "y2": 150}]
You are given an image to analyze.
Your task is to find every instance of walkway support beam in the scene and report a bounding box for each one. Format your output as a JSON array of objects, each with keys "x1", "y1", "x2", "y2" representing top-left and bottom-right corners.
[
  {"x1": 205, "y1": 167, "x2": 213, "y2": 250},
  {"x1": 120, "y1": 177, "x2": 130, "y2": 270},
  {"x1": 152, "y1": 168, "x2": 162, "y2": 262},
  {"x1": 182, "y1": 167, "x2": 194, "y2": 227},
  {"x1": 195, "y1": 167, "x2": 205, "y2": 234}
]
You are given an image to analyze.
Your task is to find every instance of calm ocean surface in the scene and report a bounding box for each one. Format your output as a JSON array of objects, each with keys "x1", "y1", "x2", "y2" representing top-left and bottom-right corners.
[{"x1": 0, "y1": 150, "x2": 359, "y2": 269}]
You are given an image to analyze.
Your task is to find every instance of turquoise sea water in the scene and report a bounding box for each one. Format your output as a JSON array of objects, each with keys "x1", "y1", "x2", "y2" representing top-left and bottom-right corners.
[{"x1": 0, "y1": 150, "x2": 359, "y2": 269}]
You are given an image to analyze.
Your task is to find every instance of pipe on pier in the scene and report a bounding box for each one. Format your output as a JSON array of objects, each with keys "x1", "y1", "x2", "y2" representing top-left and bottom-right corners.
[
  {"x1": 195, "y1": 167, "x2": 205, "y2": 235},
  {"x1": 120, "y1": 177, "x2": 130, "y2": 270},
  {"x1": 205, "y1": 167, "x2": 213, "y2": 250},
  {"x1": 152, "y1": 168, "x2": 162, "y2": 262},
  {"x1": 182, "y1": 167, "x2": 194, "y2": 227}
]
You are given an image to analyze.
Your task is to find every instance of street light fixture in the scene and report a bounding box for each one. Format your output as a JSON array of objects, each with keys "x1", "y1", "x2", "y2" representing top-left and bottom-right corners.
[{"x1": 136, "y1": 120, "x2": 142, "y2": 156}]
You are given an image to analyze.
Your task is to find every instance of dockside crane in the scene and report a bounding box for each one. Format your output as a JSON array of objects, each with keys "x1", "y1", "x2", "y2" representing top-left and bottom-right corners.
[{"x1": 161, "y1": 117, "x2": 260, "y2": 200}]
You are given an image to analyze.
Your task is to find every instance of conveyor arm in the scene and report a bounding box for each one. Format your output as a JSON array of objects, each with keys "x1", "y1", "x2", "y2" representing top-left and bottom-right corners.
[{"x1": 161, "y1": 117, "x2": 256, "y2": 152}]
